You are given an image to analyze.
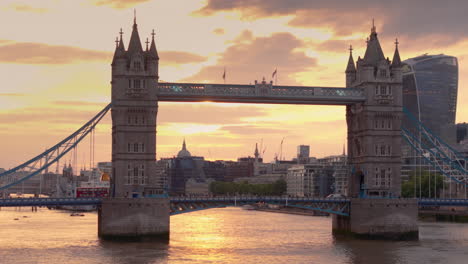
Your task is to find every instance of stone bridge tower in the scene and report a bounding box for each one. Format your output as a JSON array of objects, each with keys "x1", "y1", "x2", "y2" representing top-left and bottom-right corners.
[
  {"x1": 346, "y1": 23, "x2": 403, "y2": 198},
  {"x1": 110, "y1": 17, "x2": 160, "y2": 198}
]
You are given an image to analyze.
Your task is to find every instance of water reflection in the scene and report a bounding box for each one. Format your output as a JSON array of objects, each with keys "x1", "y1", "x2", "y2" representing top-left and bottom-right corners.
[
  {"x1": 99, "y1": 240, "x2": 169, "y2": 264},
  {"x1": 1, "y1": 207, "x2": 468, "y2": 264}
]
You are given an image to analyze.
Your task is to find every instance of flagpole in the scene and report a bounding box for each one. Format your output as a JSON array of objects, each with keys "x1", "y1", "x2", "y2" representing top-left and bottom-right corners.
[{"x1": 275, "y1": 69, "x2": 278, "y2": 85}]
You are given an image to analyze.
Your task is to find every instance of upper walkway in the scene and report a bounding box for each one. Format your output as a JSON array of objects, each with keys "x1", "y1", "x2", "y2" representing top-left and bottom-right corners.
[{"x1": 156, "y1": 83, "x2": 365, "y2": 105}]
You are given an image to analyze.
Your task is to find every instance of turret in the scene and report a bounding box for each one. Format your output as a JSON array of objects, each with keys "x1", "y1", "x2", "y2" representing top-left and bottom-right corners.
[
  {"x1": 345, "y1": 45, "x2": 356, "y2": 87},
  {"x1": 112, "y1": 29, "x2": 127, "y2": 75},
  {"x1": 146, "y1": 29, "x2": 159, "y2": 79},
  {"x1": 358, "y1": 20, "x2": 389, "y2": 83},
  {"x1": 391, "y1": 38, "x2": 403, "y2": 82}
]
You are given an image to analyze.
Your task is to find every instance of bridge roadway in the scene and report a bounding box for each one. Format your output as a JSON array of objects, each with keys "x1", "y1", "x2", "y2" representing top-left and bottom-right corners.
[{"x1": 1, "y1": 197, "x2": 468, "y2": 217}]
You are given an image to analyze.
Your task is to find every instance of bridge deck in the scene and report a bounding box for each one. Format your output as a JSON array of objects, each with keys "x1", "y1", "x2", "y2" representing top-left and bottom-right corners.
[{"x1": 156, "y1": 83, "x2": 365, "y2": 105}]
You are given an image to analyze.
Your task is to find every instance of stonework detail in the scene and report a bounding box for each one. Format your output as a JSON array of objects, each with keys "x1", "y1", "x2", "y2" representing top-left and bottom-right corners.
[
  {"x1": 346, "y1": 25, "x2": 403, "y2": 198},
  {"x1": 111, "y1": 19, "x2": 160, "y2": 198}
]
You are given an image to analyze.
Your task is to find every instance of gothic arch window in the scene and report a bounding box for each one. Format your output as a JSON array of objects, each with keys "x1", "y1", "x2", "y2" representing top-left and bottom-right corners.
[
  {"x1": 126, "y1": 164, "x2": 132, "y2": 185},
  {"x1": 379, "y1": 69, "x2": 387, "y2": 78},
  {"x1": 134, "y1": 79, "x2": 141, "y2": 89},
  {"x1": 133, "y1": 166, "x2": 139, "y2": 184},
  {"x1": 134, "y1": 61, "x2": 141, "y2": 71},
  {"x1": 134, "y1": 143, "x2": 139, "y2": 152}
]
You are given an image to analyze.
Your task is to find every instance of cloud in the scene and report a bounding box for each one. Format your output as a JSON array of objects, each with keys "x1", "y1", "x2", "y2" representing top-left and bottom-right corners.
[
  {"x1": 184, "y1": 31, "x2": 317, "y2": 85},
  {"x1": 0, "y1": 41, "x2": 111, "y2": 64},
  {"x1": 53, "y1": 101, "x2": 109, "y2": 107},
  {"x1": 158, "y1": 103, "x2": 268, "y2": 124},
  {"x1": 0, "y1": 41, "x2": 205, "y2": 66},
  {"x1": 0, "y1": 93, "x2": 25, "y2": 97},
  {"x1": 7, "y1": 4, "x2": 48, "y2": 13},
  {"x1": 196, "y1": 0, "x2": 468, "y2": 43},
  {"x1": 0, "y1": 106, "x2": 110, "y2": 125},
  {"x1": 220, "y1": 125, "x2": 291, "y2": 136},
  {"x1": 160, "y1": 51, "x2": 207, "y2": 66},
  {"x1": 89, "y1": 0, "x2": 151, "y2": 9},
  {"x1": 213, "y1": 28, "x2": 225, "y2": 35}
]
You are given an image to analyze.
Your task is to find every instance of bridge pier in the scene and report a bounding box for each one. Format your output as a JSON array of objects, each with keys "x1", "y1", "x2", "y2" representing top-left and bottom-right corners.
[
  {"x1": 98, "y1": 198, "x2": 170, "y2": 240},
  {"x1": 332, "y1": 198, "x2": 419, "y2": 240}
]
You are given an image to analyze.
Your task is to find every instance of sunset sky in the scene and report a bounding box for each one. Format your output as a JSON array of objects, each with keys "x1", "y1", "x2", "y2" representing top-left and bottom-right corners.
[{"x1": 1, "y1": 0, "x2": 468, "y2": 170}]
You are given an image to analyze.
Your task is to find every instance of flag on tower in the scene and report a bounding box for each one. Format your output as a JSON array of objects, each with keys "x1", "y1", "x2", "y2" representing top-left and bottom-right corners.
[{"x1": 272, "y1": 68, "x2": 277, "y2": 78}]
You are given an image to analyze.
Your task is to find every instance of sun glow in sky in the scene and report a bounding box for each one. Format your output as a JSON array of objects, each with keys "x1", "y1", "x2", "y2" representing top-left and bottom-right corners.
[{"x1": 1, "y1": 0, "x2": 468, "y2": 169}]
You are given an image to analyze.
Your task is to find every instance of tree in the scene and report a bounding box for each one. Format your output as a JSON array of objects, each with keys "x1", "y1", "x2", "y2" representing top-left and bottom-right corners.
[{"x1": 401, "y1": 170, "x2": 444, "y2": 198}]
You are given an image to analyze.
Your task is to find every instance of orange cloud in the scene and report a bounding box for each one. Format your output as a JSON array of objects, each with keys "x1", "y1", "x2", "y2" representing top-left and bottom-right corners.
[
  {"x1": 184, "y1": 31, "x2": 317, "y2": 85},
  {"x1": 0, "y1": 41, "x2": 110, "y2": 64},
  {"x1": 8, "y1": 4, "x2": 48, "y2": 13},
  {"x1": 160, "y1": 51, "x2": 207, "y2": 66},
  {"x1": 197, "y1": 0, "x2": 468, "y2": 43},
  {"x1": 213, "y1": 28, "x2": 225, "y2": 35},
  {"x1": 158, "y1": 103, "x2": 267, "y2": 124},
  {"x1": 90, "y1": 0, "x2": 151, "y2": 9}
]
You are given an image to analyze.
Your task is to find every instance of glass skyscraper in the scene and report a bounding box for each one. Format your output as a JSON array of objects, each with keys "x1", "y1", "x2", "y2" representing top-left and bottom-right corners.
[{"x1": 402, "y1": 54, "x2": 458, "y2": 139}]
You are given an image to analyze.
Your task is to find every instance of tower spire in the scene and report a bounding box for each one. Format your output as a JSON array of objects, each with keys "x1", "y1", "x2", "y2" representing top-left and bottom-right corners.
[
  {"x1": 392, "y1": 38, "x2": 402, "y2": 68},
  {"x1": 127, "y1": 13, "x2": 143, "y2": 55},
  {"x1": 362, "y1": 19, "x2": 385, "y2": 66},
  {"x1": 134, "y1": 9, "x2": 136, "y2": 25},
  {"x1": 346, "y1": 45, "x2": 356, "y2": 73},
  {"x1": 148, "y1": 29, "x2": 159, "y2": 60}
]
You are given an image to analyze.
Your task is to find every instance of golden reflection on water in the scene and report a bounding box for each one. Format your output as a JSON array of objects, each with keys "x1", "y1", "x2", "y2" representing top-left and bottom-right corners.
[{"x1": 1, "y1": 206, "x2": 468, "y2": 264}]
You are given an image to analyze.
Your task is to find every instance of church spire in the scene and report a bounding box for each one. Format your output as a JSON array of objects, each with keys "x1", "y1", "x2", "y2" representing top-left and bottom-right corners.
[
  {"x1": 391, "y1": 38, "x2": 402, "y2": 68},
  {"x1": 182, "y1": 138, "x2": 187, "y2": 150},
  {"x1": 345, "y1": 45, "x2": 356, "y2": 72},
  {"x1": 254, "y1": 143, "x2": 259, "y2": 159}
]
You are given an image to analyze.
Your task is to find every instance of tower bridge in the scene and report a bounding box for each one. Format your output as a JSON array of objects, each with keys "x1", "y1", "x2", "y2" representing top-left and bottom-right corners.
[{"x1": 2, "y1": 17, "x2": 468, "y2": 241}]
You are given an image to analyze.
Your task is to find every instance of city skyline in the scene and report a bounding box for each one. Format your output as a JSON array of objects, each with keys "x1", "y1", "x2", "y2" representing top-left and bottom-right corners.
[{"x1": 2, "y1": 0, "x2": 468, "y2": 169}]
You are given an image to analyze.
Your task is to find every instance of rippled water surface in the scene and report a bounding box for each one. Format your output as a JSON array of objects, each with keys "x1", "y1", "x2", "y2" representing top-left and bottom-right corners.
[{"x1": 1, "y1": 207, "x2": 468, "y2": 263}]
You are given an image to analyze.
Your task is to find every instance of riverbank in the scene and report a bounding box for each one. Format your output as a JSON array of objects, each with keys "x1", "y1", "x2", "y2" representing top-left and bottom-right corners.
[{"x1": 254, "y1": 206, "x2": 329, "y2": 216}]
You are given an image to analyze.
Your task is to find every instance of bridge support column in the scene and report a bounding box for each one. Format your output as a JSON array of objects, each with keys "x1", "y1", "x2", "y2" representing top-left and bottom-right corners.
[
  {"x1": 98, "y1": 198, "x2": 169, "y2": 240},
  {"x1": 332, "y1": 198, "x2": 418, "y2": 240}
]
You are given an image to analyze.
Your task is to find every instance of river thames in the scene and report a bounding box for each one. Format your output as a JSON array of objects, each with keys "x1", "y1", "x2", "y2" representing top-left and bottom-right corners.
[{"x1": 1, "y1": 207, "x2": 468, "y2": 264}]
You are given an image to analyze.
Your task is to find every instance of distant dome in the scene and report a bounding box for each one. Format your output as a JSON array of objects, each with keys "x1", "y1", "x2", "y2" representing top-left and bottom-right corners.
[{"x1": 177, "y1": 139, "x2": 191, "y2": 158}]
